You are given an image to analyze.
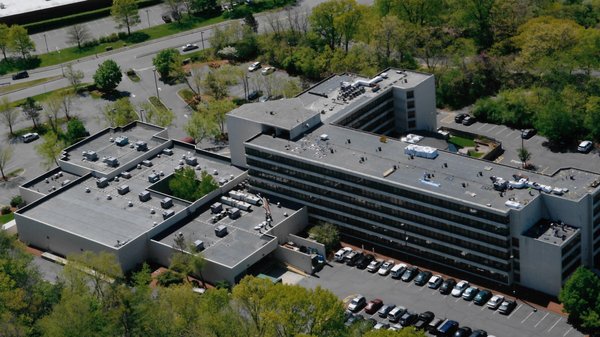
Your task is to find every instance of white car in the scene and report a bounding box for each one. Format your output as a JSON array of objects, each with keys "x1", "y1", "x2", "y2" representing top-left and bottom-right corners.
[
  {"x1": 347, "y1": 295, "x2": 365, "y2": 312},
  {"x1": 261, "y1": 66, "x2": 275, "y2": 75},
  {"x1": 248, "y1": 61, "x2": 261, "y2": 71},
  {"x1": 427, "y1": 275, "x2": 443, "y2": 289},
  {"x1": 181, "y1": 43, "x2": 199, "y2": 52},
  {"x1": 578, "y1": 140, "x2": 593, "y2": 153},
  {"x1": 451, "y1": 280, "x2": 469, "y2": 297},
  {"x1": 487, "y1": 295, "x2": 505, "y2": 309},
  {"x1": 334, "y1": 247, "x2": 353, "y2": 262},
  {"x1": 378, "y1": 260, "x2": 395, "y2": 276},
  {"x1": 22, "y1": 132, "x2": 39, "y2": 143}
]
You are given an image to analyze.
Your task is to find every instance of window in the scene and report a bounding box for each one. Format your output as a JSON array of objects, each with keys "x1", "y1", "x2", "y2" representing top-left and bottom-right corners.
[
  {"x1": 408, "y1": 120, "x2": 416, "y2": 129},
  {"x1": 407, "y1": 90, "x2": 414, "y2": 99},
  {"x1": 407, "y1": 100, "x2": 415, "y2": 109},
  {"x1": 407, "y1": 110, "x2": 415, "y2": 119}
]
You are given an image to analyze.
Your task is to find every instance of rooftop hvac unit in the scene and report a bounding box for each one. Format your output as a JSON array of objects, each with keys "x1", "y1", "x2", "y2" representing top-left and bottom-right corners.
[
  {"x1": 96, "y1": 177, "x2": 109, "y2": 188},
  {"x1": 83, "y1": 151, "x2": 98, "y2": 161},
  {"x1": 194, "y1": 240, "x2": 205, "y2": 252},
  {"x1": 135, "y1": 141, "x2": 148, "y2": 151},
  {"x1": 138, "y1": 190, "x2": 151, "y2": 202},
  {"x1": 161, "y1": 197, "x2": 173, "y2": 209},
  {"x1": 162, "y1": 148, "x2": 174, "y2": 156},
  {"x1": 210, "y1": 202, "x2": 223, "y2": 214},
  {"x1": 104, "y1": 157, "x2": 119, "y2": 167},
  {"x1": 148, "y1": 174, "x2": 160, "y2": 183},
  {"x1": 117, "y1": 185, "x2": 130, "y2": 195},
  {"x1": 228, "y1": 207, "x2": 241, "y2": 219},
  {"x1": 141, "y1": 160, "x2": 153, "y2": 167},
  {"x1": 185, "y1": 156, "x2": 198, "y2": 166},
  {"x1": 162, "y1": 210, "x2": 175, "y2": 220},
  {"x1": 114, "y1": 136, "x2": 129, "y2": 146},
  {"x1": 215, "y1": 225, "x2": 228, "y2": 238}
]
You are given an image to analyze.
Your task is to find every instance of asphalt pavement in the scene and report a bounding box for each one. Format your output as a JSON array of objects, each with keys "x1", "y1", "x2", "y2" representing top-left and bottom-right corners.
[{"x1": 299, "y1": 261, "x2": 583, "y2": 337}]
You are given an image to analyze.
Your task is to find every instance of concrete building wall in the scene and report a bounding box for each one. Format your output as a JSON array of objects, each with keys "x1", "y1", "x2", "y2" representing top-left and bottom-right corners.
[
  {"x1": 414, "y1": 76, "x2": 437, "y2": 132},
  {"x1": 273, "y1": 246, "x2": 314, "y2": 274},
  {"x1": 19, "y1": 187, "x2": 45, "y2": 205},
  {"x1": 289, "y1": 114, "x2": 322, "y2": 140},
  {"x1": 519, "y1": 236, "x2": 563, "y2": 296},
  {"x1": 227, "y1": 115, "x2": 262, "y2": 168},
  {"x1": 288, "y1": 233, "x2": 326, "y2": 256},
  {"x1": 264, "y1": 207, "x2": 308, "y2": 244}
]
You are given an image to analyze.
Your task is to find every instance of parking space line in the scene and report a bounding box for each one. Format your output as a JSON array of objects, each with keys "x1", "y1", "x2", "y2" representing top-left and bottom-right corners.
[
  {"x1": 495, "y1": 128, "x2": 506, "y2": 135},
  {"x1": 507, "y1": 130, "x2": 517, "y2": 138},
  {"x1": 431, "y1": 291, "x2": 437, "y2": 295},
  {"x1": 487, "y1": 125, "x2": 498, "y2": 132},
  {"x1": 534, "y1": 312, "x2": 549, "y2": 327},
  {"x1": 563, "y1": 327, "x2": 572, "y2": 336},
  {"x1": 477, "y1": 123, "x2": 488, "y2": 130},
  {"x1": 481, "y1": 306, "x2": 486, "y2": 311},
  {"x1": 508, "y1": 304, "x2": 522, "y2": 319},
  {"x1": 521, "y1": 311, "x2": 535, "y2": 324},
  {"x1": 547, "y1": 317, "x2": 561, "y2": 332},
  {"x1": 455, "y1": 297, "x2": 461, "y2": 302}
]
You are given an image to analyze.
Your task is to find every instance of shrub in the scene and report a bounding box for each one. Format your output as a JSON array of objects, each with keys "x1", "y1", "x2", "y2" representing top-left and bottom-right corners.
[
  {"x1": 10, "y1": 196, "x2": 23, "y2": 208},
  {"x1": 156, "y1": 270, "x2": 185, "y2": 287},
  {"x1": 1, "y1": 206, "x2": 11, "y2": 215}
]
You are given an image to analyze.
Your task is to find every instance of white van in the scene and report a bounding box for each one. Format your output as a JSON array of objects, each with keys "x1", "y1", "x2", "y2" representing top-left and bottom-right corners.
[
  {"x1": 390, "y1": 263, "x2": 407, "y2": 279},
  {"x1": 578, "y1": 140, "x2": 593, "y2": 153},
  {"x1": 388, "y1": 306, "x2": 406, "y2": 322}
]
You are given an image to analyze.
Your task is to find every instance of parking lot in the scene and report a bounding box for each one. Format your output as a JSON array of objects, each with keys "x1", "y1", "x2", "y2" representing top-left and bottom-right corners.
[{"x1": 298, "y1": 260, "x2": 582, "y2": 337}]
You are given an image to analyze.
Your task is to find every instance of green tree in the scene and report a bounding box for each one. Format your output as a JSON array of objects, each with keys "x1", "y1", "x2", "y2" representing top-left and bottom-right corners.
[
  {"x1": 140, "y1": 102, "x2": 175, "y2": 127},
  {"x1": 197, "y1": 99, "x2": 236, "y2": 135},
  {"x1": 310, "y1": 0, "x2": 365, "y2": 51},
  {"x1": 202, "y1": 70, "x2": 229, "y2": 100},
  {"x1": 65, "y1": 118, "x2": 88, "y2": 144},
  {"x1": 517, "y1": 147, "x2": 531, "y2": 168},
  {"x1": 559, "y1": 267, "x2": 600, "y2": 330},
  {"x1": 22, "y1": 97, "x2": 41, "y2": 130},
  {"x1": 8, "y1": 25, "x2": 35, "y2": 58},
  {"x1": 0, "y1": 23, "x2": 9, "y2": 60},
  {"x1": 35, "y1": 132, "x2": 65, "y2": 168},
  {"x1": 0, "y1": 144, "x2": 13, "y2": 181},
  {"x1": 111, "y1": 0, "x2": 141, "y2": 36},
  {"x1": 103, "y1": 97, "x2": 137, "y2": 127},
  {"x1": 308, "y1": 223, "x2": 340, "y2": 252},
  {"x1": 152, "y1": 48, "x2": 182, "y2": 82},
  {"x1": 168, "y1": 166, "x2": 218, "y2": 201},
  {"x1": 363, "y1": 328, "x2": 428, "y2": 336},
  {"x1": 0, "y1": 96, "x2": 19, "y2": 136},
  {"x1": 94, "y1": 59, "x2": 122, "y2": 92},
  {"x1": 244, "y1": 13, "x2": 259, "y2": 33},
  {"x1": 584, "y1": 96, "x2": 600, "y2": 142},
  {"x1": 185, "y1": 109, "x2": 220, "y2": 144},
  {"x1": 394, "y1": 0, "x2": 444, "y2": 26}
]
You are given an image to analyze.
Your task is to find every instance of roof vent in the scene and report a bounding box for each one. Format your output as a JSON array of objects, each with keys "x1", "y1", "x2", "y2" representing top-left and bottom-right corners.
[
  {"x1": 106, "y1": 194, "x2": 112, "y2": 200},
  {"x1": 128, "y1": 201, "x2": 133, "y2": 207}
]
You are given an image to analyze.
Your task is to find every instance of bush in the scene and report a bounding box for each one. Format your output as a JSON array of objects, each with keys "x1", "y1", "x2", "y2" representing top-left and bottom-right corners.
[
  {"x1": 223, "y1": 5, "x2": 252, "y2": 19},
  {"x1": 156, "y1": 270, "x2": 185, "y2": 287},
  {"x1": 0, "y1": 206, "x2": 11, "y2": 215},
  {"x1": 10, "y1": 196, "x2": 23, "y2": 208}
]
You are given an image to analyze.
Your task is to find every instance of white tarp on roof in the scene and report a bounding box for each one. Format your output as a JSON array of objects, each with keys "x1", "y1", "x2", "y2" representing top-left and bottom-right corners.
[{"x1": 404, "y1": 144, "x2": 438, "y2": 159}]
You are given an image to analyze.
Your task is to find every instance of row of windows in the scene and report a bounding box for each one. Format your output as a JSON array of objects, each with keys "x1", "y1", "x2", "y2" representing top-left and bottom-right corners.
[
  {"x1": 562, "y1": 246, "x2": 581, "y2": 267},
  {"x1": 362, "y1": 111, "x2": 394, "y2": 133},
  {"x1": 594, "y1": 191, "x2": 600, "y2": 204},
  {"x1": 595, "y1": 237, "x2": 600, "y2": 251},
  {"x1": 250, "y1": 176, "x2": 511, "y2": 267},
  {"x1": 562, "y1": 259, "x2": 580, "y2": 280},
  {"x1": 327, "y1": 219, "x2": 510, "y2": 284},
  {"x1": 245, "y1": 147, "x2": 510, "y2": 224},
  {"x1": 407, "y1": 110, "x2": 416, "y2": 119},
  {"x1": 348, "y1": 102, "x2": 394, "y2": 130},
  {"x1": 246, "y1": 155, "x2": 510, "y2": 236},
  {"x1": 407, "y1": 100, "x2": 415, "y2": 110},
  {"x1": 408, "y1": 120, "x2": 416, "y2": 129},
  {"x1": 595, "y1": 215, "x2": 600, "y2": 229},
  {"x1": 336, "y1": 92, "x2": 393, "y2": 127},
  {"x1": 562, "y1": 233, "x2": 581, "y2": 255},
  {"x1": 594, "y1": 203, "x2": 600, "y2": 216},
  {"x1": 250, "y1": 168, "x2": 510, "y2": 251}
]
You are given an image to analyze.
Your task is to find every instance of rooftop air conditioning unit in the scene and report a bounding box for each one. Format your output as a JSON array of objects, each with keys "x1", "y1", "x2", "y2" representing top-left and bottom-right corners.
[{"x1": 215, "y1": 225, "x2": 228, "y2": 237}]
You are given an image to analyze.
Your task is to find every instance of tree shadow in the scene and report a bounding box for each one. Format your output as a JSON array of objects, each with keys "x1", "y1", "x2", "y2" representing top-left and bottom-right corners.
[{"x1": 100, "y1": 90, "x2": 131, "y2": 101}]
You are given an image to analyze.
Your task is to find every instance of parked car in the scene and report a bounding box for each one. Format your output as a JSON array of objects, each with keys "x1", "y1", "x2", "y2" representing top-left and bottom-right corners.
[
  {"x1": 366, "y1": 317, "x2": 377, "y2": 327},
  {"x1": 378, "y1": 260, "x2": 395, "y2": 276},
  {"x1": 261, "y1": 66, "x2": 275, "y2": 75},
  {"x1": 387, "y1": 306, "x2": 407, "y2": 323},
  {"x1": 378, "y1": 304, "x2": 396, "y2": 318},
  {"x1": 473, "y1": 290, "x2": 492, "y2": 306},
  {"x1": 334, "y1": 247, "x2": 353, "y2": 262},
  {"x1": 462, "y1": 287, "x2": 479, "y2": 301},
  {"x1": 367, "y1": 259, "x2": 383, "y2": 273},
  {"x1": 398, "y1": 312, "x2": 418, "y2": 327},
  {"x1": 181, "y1": 43, "x2": 199, "y2": 52},
  {"x1": 439, "y1": 278, "x2": 456, "y2": 295},
  {"x1": 344, "y1": 313, "x2": 364, "y2": 326},
  {"x1": 344, "y1": 250, "x2": 358, "y2": 264},
  {"x1": 401, "y1": 266, "x2": 419, "y2": 282},
  {"x1": 347, "y1": 295, "x2": 366, "y2": 312},
  {"x1": 248, "y1": 61, "x2": 261, "y2": 71},
  {"x1": 390, "y1": 263, "x2": 407, "y2": 279},
  {"x1": 259, "y1": 95, "x2": 270, "y2": 102},
  {"x1": 487, "y1": 295, "x2": 505, "y2": 310},
  {"x1": 451, "y1": 280, "x2": 470, "y2": 297},
  {"x1": 22, "y1": 132, "x2": 39, "y2": 143},
  {"x1": 462, "y1": 115, "x2": 476, "y2": 125},
  {"x1": 437, "y1": 319, "x2": 459, "y2": 336},
  {"x1": 364, "y1": 299, "x2": 384, "y2": 314},
  {"x1": 428, "y1": 275, "x2": 443, "y2": 289},
  {"x1": 469, "y1": 329, "x2": 488, "y2": 337},
  {"x1": 373, "y1": 322, "x2": 390, "y2": 330},
  {"x1": 414, "y1": 271, "x2": 432, "y2": 286},
  {"x1": 498, "y1": 299, "x2": 517, "y2": 315},
  {"x1": 454, "y1": 113, "x2": 468, "y2": 123},
  {"x1": 454, "y1": 326, "x2": 473, "y2": 337},
  {"x1": 578, "y1": 140, "x2": 593, "y2": 153},
  {"x1": 414, "y1": 311, "x2": 435, "y2": 330},
  {"x1": 427, "y1": 318, "x2": 443, "y2": 334},
  {"x1": 521, "y1": 129, "x2": 536, "y2": 139},
  {"x1": 161, "y1": 14, "x2": 172, "y2": 22},
  {"x1": 356, "y1": 253, "x2": 374, "y2": 269},
  {"x1": 12, "y1": 71, "x2": 28, "y2": 80},
  {"x1": 248, "y1": 90, "x2": 260, "y2": 100}
]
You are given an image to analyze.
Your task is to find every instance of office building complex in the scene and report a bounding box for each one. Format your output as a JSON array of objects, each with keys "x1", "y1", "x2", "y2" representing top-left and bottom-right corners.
[{"x1": 228, "y1": 69, "x2": 600, "y2": 296}]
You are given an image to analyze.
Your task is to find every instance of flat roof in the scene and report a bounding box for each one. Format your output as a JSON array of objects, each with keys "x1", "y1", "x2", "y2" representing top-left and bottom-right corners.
[
  {"x1": 228, "y1": 98, "x2": 320, "y2": 131},
  {"x1": 155, "y1": 193, "x2": 302, "y2": 267},
  {"x1": 0, "y1": 0, "x2": 86, "y2": 17},
  {"x1": 524, "y1": 220, "x2": 579, "y2": 246},
  {"x1": 22, "y1": 168, "x2": 80, "y2": 195},
  {"x1": 248, "y1": 123, "x2": 600, "y2": 213},
  {"x1": 20, "y1": 144, "x2": 245, "y2": 247},
  {"x1": 63, "y1": 123, "x2": 167, "y2": 174}
]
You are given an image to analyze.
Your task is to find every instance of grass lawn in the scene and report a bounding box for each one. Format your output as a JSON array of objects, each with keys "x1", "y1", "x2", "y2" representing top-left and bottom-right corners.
[
  {"x1": 0, "y1": 75, "x2": 63, "y2": 95},
  {"x1": 178, "y1": 88, "x2": 194, "y2": 101},
  {"x1": 149, "y1": 96, "x2": 167, "y2": 110},
  {"x1": 0, "y1": 212, "x2": 14, "y2": 225},
  {"x1": 449, "y1": 135, "x2": 476, "y2": 148},
  {"x1": 468, "y1": 150, "x2": 484, "y2": 158}
]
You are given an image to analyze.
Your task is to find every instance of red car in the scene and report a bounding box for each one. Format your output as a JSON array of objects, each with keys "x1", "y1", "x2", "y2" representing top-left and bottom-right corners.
[{"x1": 364, "y1": 299, "x2": 384, "y2": 314}]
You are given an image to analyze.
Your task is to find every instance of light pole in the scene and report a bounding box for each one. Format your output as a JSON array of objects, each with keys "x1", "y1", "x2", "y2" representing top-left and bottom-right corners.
[
  {"x1": 43, "y1": 34, "x2": 49, "y2": 53},
  {"x1": 152, "y1": 67, "x2": 160, "y2": 100},
  {"x1": 145, "y1": 9, "x2": 150, "y2": 28},
  {"x1": 200, "y1": 31, "x2": 205, "y2": 49},
  {"x1": 139, "y1": 109, "x2": 145, "y2": 122}
]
